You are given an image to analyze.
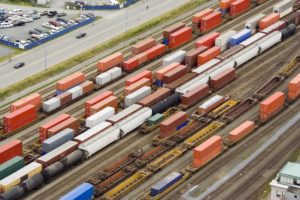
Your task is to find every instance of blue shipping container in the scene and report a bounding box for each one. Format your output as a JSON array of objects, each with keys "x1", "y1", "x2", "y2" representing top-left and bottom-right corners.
[
  {"x1": 42, "y1": 128, "x2": 74, "y2": 154},
  {"x1": 155, "y1": 80, "x2": 163, "y2": 87},
  {"x1": 150, "y1": 172, "x2": 183, "y2": 197},
  {"x1": 60, "y1": 183, "x2": 94, "y2": 200},
  {"x1": 162, "y1": 38, "x2": 169, "y2": 45},
  {"x1": 176, "y1": 121, "x2": 188, "y2": 131},
  {"x1": 229, "y1": 29, "x2": 252, "y2": 47}
]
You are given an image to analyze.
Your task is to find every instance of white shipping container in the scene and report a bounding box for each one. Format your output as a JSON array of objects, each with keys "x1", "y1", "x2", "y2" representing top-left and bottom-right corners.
[
  {"x1": 240, "y1": 32, "x2": 266, "y2": 47},
  {"x1": 79, "y1": 126, "x2": 120, "y2": 158},
  {"x1": 277, "y1": 7, "x2": 293, "y2": 18},
  {"x1": 107, "y1": 67, "x2": 122, "y2": 80},
  {"x1": 107, "y1": 104, "x2": 142, "y2": 124},
  {"x1": 215, "y1": 30, "x2": 237, "y2": 52},
  {"x1": 205, "y1": 59, "x2": 235, "y2": 77},
  {"x1": 175, "y1": 75, "x2": 209, "y2": 94},
  {"x1": 68, "y1": 86, "x2": 83, "y2": 100},
  {"x1": 258, "y1": 31, "x2": 282, "y2": 53},
  {"x1": 192, "y1": 59, "x2": 221, "y2": 74},
  {"x1": 245, "y1": 14, "x2": 266, "y2": 32},
  {"x1": 43, "y1": 97, "x2": 60, "y2": 112},
  {"x1": 96, "y1": 72, "x2": 111, "y2": 85},
  {"x1": 162, "y1": 50, "x2": 186, "y2": 67},
  {"x1": 273, "y1": 0, "x2": 293, "y2": 15},
  {"x1": 86, "y1": 107, "x2": 115, "y2": 128},
  {"x1": 75, "y1": 121, "x2": 112, "y2": 143},
  {"x1": 124, "y1": 86, "x2": 151, "y2": 108},
  {"x1": 115, "y1": 107, "x2": 152, "y2": 136},
  {"x1": 233, "y1": 44, "x2": 260, "y2": 68},
  {"x1": 199, "y1": 95, "x2": 225, "y2": 110}
]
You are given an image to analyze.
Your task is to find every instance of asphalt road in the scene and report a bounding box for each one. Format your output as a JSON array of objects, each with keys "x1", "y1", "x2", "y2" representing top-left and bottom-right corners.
[{"x1": 0, "y1": 0, "x2": 190, "y2": 89}]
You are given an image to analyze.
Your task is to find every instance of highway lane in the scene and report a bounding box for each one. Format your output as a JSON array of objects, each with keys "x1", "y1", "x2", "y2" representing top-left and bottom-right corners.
[{"x1": 0, "y1": 0, "x2": 190, "y2": 88}]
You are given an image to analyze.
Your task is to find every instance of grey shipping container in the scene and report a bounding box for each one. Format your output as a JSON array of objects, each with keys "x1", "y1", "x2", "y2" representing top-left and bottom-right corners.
[
  {"x1": 151, "y1": 93, "x2": 180, "y2": 115},
  {"x1": 150, "y1": 172, "x2": 183, "y2": 196}
]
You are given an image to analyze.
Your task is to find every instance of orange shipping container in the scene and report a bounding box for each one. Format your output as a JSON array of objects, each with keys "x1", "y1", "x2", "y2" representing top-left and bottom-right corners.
[
  {"x1": 169, "y1": 27, "x2": 193, "y2": 49},
  {"x1": 195, "y1": 32, "x2": 220, "y2": 48},
  {"x1": 85, "y1": 91, "x2": 114, "y2": 117},
  {"x1": 124, "y1": 78, "x2": 151, "y2": 96},
  {"x1": 228, "y1": 121, "x2": 255, "y2": 143},
  {"x1": 260, "y1": 91, "x2": 285, "y2": 118},
  {"x1": 160, "y1": 111, "x2": 187, "y2": 138},
  {"x1": 47, "y1": 117, "x2": 78, "y2": 139},
  {"x1": 135, "y1": 53, "x2": 148, "y2": 66},
  {"x1": 200, "y1": 11, "x2": 222, "y2": 33},
  {"x1": 90, "y1": 95, "x2": 118, "y2": 115},
  {"x1": 155, "y1": 63, "x2": 180, "y2": 80},
  {"x1": 259, "y1": 13, "x2": 280, "y2": 30},
  {"x1": 138, "y1": 88, "x2": 171, "y2": 107},
  {"x1": 10, "y1": 93, "x2": 42, "y2": 112},
  {"x1": 198, "y1": 46, "x2": 221, "y2": 65},
  {"x1": 192, "y1": 8, "x2": 213, "y2": 25},
  {"x1": 132, "y1": 38, "x2": 156, "y2": 55},
  {"x1": 163, "y1": 23, "x2": 186, "y2": 39},
  {"x1": 56, "y1": 72, "x2": 85, "y2": 91},
  {"x1": 144, "y1": 44, "x2": 167, "y2": 61},
  {"x1": 97, "y1": 52, "x2": 123, "y2": 72},
  {"x1": 126, "y1": 70, "x2": 152, "y2": 86},
  {"x1": 220, "y1": 0, "x2": 236, "y2": 9},
  {"x1": 288, "y1": 73, "x2": 300, "y2": 101},
  {"x1": 79, "y1": 81, "x2": 94, "y2": 94}
]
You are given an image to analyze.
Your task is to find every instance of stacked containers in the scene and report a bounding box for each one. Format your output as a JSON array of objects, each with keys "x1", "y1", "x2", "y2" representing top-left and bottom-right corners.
[
  {"x1": 56, "y1": 92, "x2": 72, "y2": 107},
  {"x1": 185, "y1": 46, "x2": 208, "y2": 68},
  {"x1": 163, "y1": 23, "x2": 185, "y2": 44},
  {"x1": 198, "y1": 47, "x2": 221, "y2": 65},
  {"x1": 229, "y1": 29, "x2": 252, "y2": 47},
  {"x1": 288, "y1": 73, "x2": 300, "y2": 101},
  {"x1": 260, "y1": 92, "x2": 285, "y2": 121},
  {"x1": 10, "y1": 93, "x2": 42, "y2": 112},
  {"x1": 132, "y1": 38, "x2": 156, "y2": 55},
  {"x1": 181, "y1": 84, "x2": 209, "y2": 106},
  {"x1": 90, "y1": 96, "x2": 118, "y2": 115},
  {"x1": 240, "y1": 32, "x2": 266, "y2": 47},
  {"x1": 85, "y1": 91, "x2": 113, "y2": 117},
  {"x1": 209, "y1": 67, "x2": 236, "y2": 90},
  {"x1": 107, "y1": 104, "x2": 142, "y2": 124},
  {"x1": 215, "y1": 30, "x2": 237, "y2": 52},
  {"x1": 126, "y1": 70, "x2": 152, "y2": 86},
  {"x1": 192, "y1": 135, "x2": 222, "y2": 168},
  {"x1": 165, "y1": 73, "x2": 197, "y2": 90},
  {"x1": 260, "y1": 21, "x2": 286, "y2": 34},
  {"x1": 96, "y1": 67, "x2": 122, "y2": 86},
  {"x1": 163, "y1": 50, "x2": 186, "y2": 67},
  {"x1": 192, "y1": 8, "x2": 213, "y2": 30},
  {"x1": 200, "y1": 11, "x2": 222, "y2": 33},
  {"x1": 47, "y1": 117, "x2": 78, "y2": 139},
  {"x1": 175, "y1": 75, "x2": 209, "y2": 95},
  {"x1": 169, "y1": 27, "x2": 192, "y2": 49},
  {"x1": 229, "y1": 0, "x2": 250, "y2": 18},
  {"x1": 0, "y1": 156, "x2": 24, "y2": 179},
  {"x1": 97, "y1": 52, "x2": 123, "y2": 72},
  {"x1": 228, "y1": 120, "x2": 255, "y2": 143},
  {"x1": 155, "y1": 63, "x2": 180, "y2": 86},
  {"x1": 192, "y1": 59, "x2": 221, "y2": 74},
  {"x1": 124, "y1": 78, "x2": 151, "y2": 95},
  {"x1": 42, "y1": 97, "x2": 60, "y2": 113},
  {"x1": 124, "y1": 86, "x2": 151, "y2": 107},
  {"x1": 0, "y1": 140, "x2": 22, "y2": 164},
  {"x1": 195, "y1": 32, "x2": 220, "y2": 48},
  {"x1": 219, "y1": 0, "x2": 236, "y2": 14},
  {"x1": 198, "y1": 95, "x2": 226, "y2": 114},
  {"x1": 85, "y1": 107, "x2": 115, "y2": 128},
  {"x1": 143, "y1": 44, "x2": 166, "y2": 61},
  {"x1": 79, "y1": 81, "x2": 94, "y2": 94},
  {"x1": 3, "y1": 105, "x2": 37, "y2": 133},
  {"x1": 160, "y1": 111, "x2": 187, "y2": 138},
  {"x1": 138, "y1": 88, "x2": 171, "y2": 107},
  {"x1": 217, "y1": 45, "x2": 244, "y2": 60},
  {"x1": 245, "y1": 14, "x2": 266, "y2": 32},
  {"x1": 259, "y1": 13, "x2": 280, "y2": 30},
  {"x1": 273, "y1": 0, "x2": 293, "y2": 18},
  {"x1": 74, "y1": 122, "x2": 112, "y2": 143},
  {"x1": 56, "y1": 72, "x2": 85, "y2": 94},
  {"x1": 163, "y1": 65, "x2": 189, "y2": 84}
]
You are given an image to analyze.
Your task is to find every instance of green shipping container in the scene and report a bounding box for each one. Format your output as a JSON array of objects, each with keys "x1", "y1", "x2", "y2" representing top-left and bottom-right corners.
[
  {"x1": 0, "y1": 156, "x2": 24, "y2": 179},
  {"x1": 148, "y1": 113, "x2": 164, "y2": 126}
]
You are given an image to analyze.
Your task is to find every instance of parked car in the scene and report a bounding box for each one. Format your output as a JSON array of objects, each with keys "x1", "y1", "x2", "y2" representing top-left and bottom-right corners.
[
  {"x1": 47, "y1": 10, "x2": 57, "y2": 17},
  {"x1": 14, "y1": 62, "x2": 25, "y2": 69},
  {"x1": 0, "y1": 22, "x2": 13, "y2": 28},
  {"x1": 13, "y1": 20, "x2": 25, "y2": 26},
  {"x1": 57, "y1": 12, "x2": 66, "y2": 17},
  {"x1": 40, "y1": 11, "x2": 48, "y2": 16},
  {"x1": 32, "y1": 14, "x2": 41, "y2": 20},
  {"x1": 21, "y1": 17, "x2": 33, "y2": 23},
  {"x1": 42, "y1": 22, "x2": 52, "y2": 29},
  {"x1": 76, "y1": 32, "x2": 86, "y2": 39},
  {"x1": 34, "y1": 28, "x2": 44, "y2": 33},
  {"x1": 29, "y1": 29, "x2": 39, "y2": 35},
  {"x1": 49, "y1": 20, "x2": 60, "y2": 27},
  {"x1": 2, "y1": 35, "x2": 9, "y2": 41}
]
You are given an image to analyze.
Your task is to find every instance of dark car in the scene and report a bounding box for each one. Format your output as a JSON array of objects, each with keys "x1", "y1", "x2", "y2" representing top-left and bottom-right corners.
[
  {"x1": 56, "y1": 18, "x2": 68, "y2": 24},
  {"x1": 29, "y1": 29, "x2": 39, "y2": 35},
  {"x1": 34, "y1": 28, "x2": 44, "y2": 33},
  {"x1": 76, "y1": 32, "x2": 86, "y2": 39},
  {"x1": 40, "y1": 11, "x2": 48, "y2": 16},
  {"x1": 14, "y1": 62, "x2": 25, "y2": 69},
  {"x1": 13, "y1": 20, "x2": 25, "y2": 26}
]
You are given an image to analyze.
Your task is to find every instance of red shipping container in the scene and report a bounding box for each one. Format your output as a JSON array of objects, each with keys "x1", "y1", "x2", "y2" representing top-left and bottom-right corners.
[
  {"x1": 57, "y1": 92, "x2": 72, "y2": 106},
  {"x1": 132, "y1": 38, "x2": 156, "y2": 55},
  {"x1": 135, "y1": 53, "x2": 148, "y2": 66},
  {"x1": 163, "y1": 23, "x2": 186, "y2": 39},
  {"x1": 79, "y1": 81, "x2": 94, "y2": 94},
  {"x1": 259, "y1": 13, "x2": 280, "y2": 30},
  {"x1": 56, "y1": 72, "x2": 85, "y2": 91},
  {"x1": 228, "y1": 120, "x2": 255, "y2": 143},
  {"x1": 193, "y1": 135, "x2": 222, "y2": 168},
  {"x1": 155, "y1": 63, "x2": 180, "y2": 80},
  {"x1": 124, "y1": 78, "x2": 151, "y2": 96},
  {"x1": 85, "y1": 91, "x2": 114, "y2": 117},
  {"x1": 260, "y1": 92, "x2": 285, "y2": 120},
  {"x1": 288, "y1": 73, "x2": 300, "y2": 101},
  {"x1": 181, "y1": 84, "x2": 209, "y2": 106},
  {"x1": 160, "y1": 111, "x2": 187, "y2": 138},
  {"x1": 97, "y1": 52, "x2": 123, "y2": 72},
  {"x1": 229, "y1": 0, "x2": 250, "y2": 17},
  {"x1": 200, "y1": 11, "x2": 222, "y2": 33},
  {"x1": 144, "y1": 44, "x2": 167, "y2": 61},
  {"x1": 162, "y1": 65, "x2": 189, "y2": 84},
  {"x1": 10, "y1": 93, "x2": 42, "y2": 112},
  {"x1": 192, "y1": 8, "x2": 213, "y2": 28},
  {"x1": 47, "y1": 117, "x2": 78, "y2": 139},
  {"x1": 169, "y1": 27, "x2": 193, "y2": 49},
  {"x1": 165, "y1": 73, "x2": 197, "y2": 90},
  {"x1": 123, "y1": 57, "x2": 139, "y2": 72},
  {"x1": 209, "y1": 67, "x2": 236, "y2": 90},
  {"x1": 186, "y1": 46, "x2": 208, "y2": 68},
  {"x1": 126, "y1": 70, "x2": 152, "y2": 86},
  {"x1": 138, "y1": 88, "x2": 171, "y2": 107},
  {"x1": 90, "y1": 96, "x2": 118, "y2": 115},
  {"x1": 198, "y1": 46, "x2": 221, "y2": 65},
  {"x1": 195, "y1": 32, "x2": 220, "y2": 48},
  {"x1": 220, "y1": 0, "x2": 236, "y2": 9},
  {"x1": 0, "y1": 140, "x2": 22, "y2": 164},
  {"x1": 4, "y1": 105, "x2": 37, "y2": 134},
  {"x1": 39, "y1": 114, "x2": 71, "y2": 142}
]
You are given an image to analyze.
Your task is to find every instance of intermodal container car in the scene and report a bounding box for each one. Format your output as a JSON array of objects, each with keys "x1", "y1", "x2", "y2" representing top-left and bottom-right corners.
[
  {"x1": 124, "y1": 86, "x2": 151, "y2": 107},
  {"x1": 124, "y1": 78, "x2": 151, "y2": 96},
  {"x1": 126, "y1": 70, "x2": 152, "y2": 86},
  {"x1": 169, "y1": 27, "x2": 192, "y2": 49},
  {"x1": 163, "y1": 65, "x2": 189, "y2": 84},
  {"x1": 57, "y1": 92, "x2": 72, "y2": 107},
  {"x1": 10, "y1": 93, "x2": 42, "y2": 112},
  {"x1": 192, "y1": 8, "x2": 213, "y2": 29},
  {"x1": 47, "y1": 117, "x2": 78, "y2": 139},
  {"x1": 144, "y1": 44, "x2": 166, "y2": 61},
  {"x1": 123, "y1": 57, "x2": 139, "y2": 71},
  {"x1": 209, "y1": 67, "x2": 236, "y2": 90},
  {"x1": 0, "y1": 140, "x2": 22, "y2": 165},
  {"x1": 97, "y1": 52, "x2": 123, "y2": 72},
  {"x1": 185, "y1": 46, "x2": 208, "y2": 68},
  {"x1": 260, "y1": 21, "x2": 286, "y2": 34},
  {"x1": 200, "y1": 11, "x2": 222, "y2": 33},
  {"x1": 155, "y1": 63, "x2": 180, "y2": 82},
  {"x1": 56, "y1": 72, "x2": 85, "y2": 92},
  {"x1": 163, "y1": 50, "x2": 186, "y2": 67},
  {"x1": 198, "y1": 46, "x2": 221, "y2": 65},
  {"x1": 260, "y1": 91, "x2": 285, "y2": 121},
  {"x1": 220, "y1": 0, "x2": 236, "y2": 10},
  {"x1": 0, "y1": 156, "x2": 24, "y2": 180},
  {"x1": 163, "y1": 23, "x2": 186, "y2": 40},
  {"x1": 217, "y1": 45, "x2": 244, "y2": 60},
  {"x1": 86, "y1": 107, "x2": 115, "y2": 128},
  {"x1": 107, "y1": 104, "x2": 142, "y2": 124},
  {"x1": 228, "y1": 120, "x2": 255, "y2": 143},
  {"x1": 215, "y1": 30, "x2": 237, "y2": 52},
  {"x1": 150, "y1": 172, "x2": 183, "y2": 197},
  {"x1": 198, "y1": 95, "x2": 226, "y2": 115},
  {"x1": 160, "y1": 111, "x2": 187, "y2": 138},
  {"x1": 195, "y1": 32, "x2": 220, "y2": 48},
  {"x1": 181, "y1": 84, "x2": 209, "y2": 106},
  {"x1": 138, "y1": 88, "x2": 171, "y2": 107},
  {"x1": 288, "y1": 73, "x2": 300, "y2": 101},
  {"x1": 229, "y1": 29, "x2": 252, "y2": 47},
  {"x1": 60, "y1": 183, "x2": 94, "y2": 200},
  {"x1": 90, "y1": 95, "x2": 118, "y2": 115},
  {"x1": 259, "y1": 13, "x2": 280, "y2": 30},
  {"x1": 79, "y1": 81, "x2": 94, "y2": 94},
  {"x1": 132, "y1": 38, "x2": 156, "y2": 55},
  {"x1": 85, "y1": 91, "x2": 113, "y2": 117},
  {"x1": 229, "y1": 0, "x2": 250, "y2": 18}
]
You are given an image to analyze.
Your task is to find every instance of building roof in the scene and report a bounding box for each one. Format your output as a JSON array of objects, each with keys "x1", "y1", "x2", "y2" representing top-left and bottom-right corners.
[{"x1": 279, "y1": 162, "x2": 300, "y2": 179}]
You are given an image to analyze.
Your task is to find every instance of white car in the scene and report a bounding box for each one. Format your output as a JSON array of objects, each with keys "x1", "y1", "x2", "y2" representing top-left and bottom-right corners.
[
  {"x1": 21, "y1": 18, "x2": 33, "y2": 23},
  {"x1": 0, "y1": 22, "x2": 13, "y2": 28},
  {"x1": 42, "y1": 23, "x2": 52, "y2": 28}
]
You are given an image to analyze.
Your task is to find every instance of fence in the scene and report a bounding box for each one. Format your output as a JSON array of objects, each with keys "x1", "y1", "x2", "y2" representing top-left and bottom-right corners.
[{"x1": 82, "y1": 0, "x2": 139, "y2": 10}]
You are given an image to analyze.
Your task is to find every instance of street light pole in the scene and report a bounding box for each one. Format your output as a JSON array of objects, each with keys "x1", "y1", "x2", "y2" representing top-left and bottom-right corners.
[
  {"x1": 125, "y1": 8, "x2": 128, "y2": 32},
  {"x1": 44, "y1": 47, "x2": 47, "y2": 71}
]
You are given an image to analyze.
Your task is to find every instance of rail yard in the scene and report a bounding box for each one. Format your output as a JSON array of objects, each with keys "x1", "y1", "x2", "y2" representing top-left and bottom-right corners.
[{"x1": 0, "y1": 0, "x2": 300, "y2": 200}]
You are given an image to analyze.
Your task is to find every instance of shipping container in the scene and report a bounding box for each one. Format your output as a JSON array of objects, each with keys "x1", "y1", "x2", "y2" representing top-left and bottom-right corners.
[
  {"x1": 220, "y1": 0, "x2": 236, "y2": 10},
  {"x1": 74, "y1": 121, "x2": 112, "y2": 143},
  {"x1": 163, "y1": 65, "x2": 189, "y2": 84},
  {"x1": 232, "y1": 43, "x2": 260, "y2": 67},
  {"x1": 60, "y1": 183, "x2": 94, "y2": 200},
  {"x1": 57, "y1": 92, "x2": 72, "y2": 107},
  {"x1": 0, "y1": 156, "x2": 24, "y2": 180},
  {"x1": 86, "y1": 107, "x2": 115, "y2": 128},
  {"x1": 138, "y1": 88, "x2": 171, "y2": 107},
  {"x1": 198, "y1": 95, "x2": 226, "y2": 115},
  {"x1": 97, "y1": 52, "x2": 123, "y2": 72},
  {"x1": 198, "y1": 46, "x2": 221, "y2": 65},
  {"x1": 192, "y1": 59, "x2": 221, "y2": 74},
  {"x1": 185, "y1": 46, "x2": 208, "y2": 68},
  {"x1": 42, "y1": 97, "x2": 60, "y2": 113},
  {"x1": 288, "y1": 73, "x2": 300, "y2": 101},
  {"x1": 181, "y1": 84, "x2": 209, "y2": 106},
  {"x1": 163, "y1": 50, "x2": 186, "y2": 67},
  {"x1": 205, "y1": 59, "x2": 235, "y2": 75},
  {"x1": 124, "y1": 78, "x2": 151, "y2": 96},
  {"x1": 96, "y1": 68, "x2": 122, "y2": 86},
  {"x1": 107, "y1": 67, "x2": 122, "y2": 80},
  {"x1": 155, "y1": 62, "x2": 180, "y2": 81},
  {"x1": 260, "y1": 21, "x2": 286, "y2": 34},
  {"x1": 107, "y1": 104, "x2": 142, "y2": 124},
  {"x1": 150, "y1": 172, "x2": 183, "y2": 197},
  {"x1": 228, "y1": 120, "x2": 255, "y2": 143},
  {"x1": 169, "y1": 27, "x2": 193, "y2": 49},
  {"x1": 273, "y1": 0, "x2": 293, "y2": 18},
  {"x1": 257, "y1": 31, "x2": 282, "y2": 53},
  {"x1": 10, "y1": 93, "x2": 42, "y2": 112},
  {"x1": 148, "y1": 113, "x2": 164, "y2": 126},
  {"x1": 39, "y1": 114, "x2": 71, "y2": 142},
  {"x1": 229, "y1": 0, "x2": 250, "y2": 18},
  {"x1": 176, "y1": 75, "x2": 209, "y2": 95},
  {"x1": 144, "y1": 44, "x2": 166, "y2": 61},
  {"x1": 90, "y1": 95, "x2": 118, "y2": 115},
  {"x1": 245, "y1": 13, "x2": 266, "y2": 32},
  {"x1": 229, "y1": 29, "x2": 252, "y2": 47},
  {"x1": 132, "y1": 38, "x2": 156, "y2": 55},
  {"x1": 215, "y1": 30, "x2": 237, "y2": 52},
  {"x1": 0, "y1": 140, "x2": 22, "y2": 165},
  {"x1": 47, "y1": 117, "x2": 78, "y2": 139},
  {"x1": 125, "y1": 86, "x2": 151, "y2": 108},
  {"x1": 4, "y1": 105, "x2": 37, "y2": 133},
  {"x1": 160, "y1": 111, "x2": 187, "y2": 138},
  {"x1": 240, "y1": 32, "x2": 266, "y2": 47},
  {"x1": 193, "y1": 135, "x2": 222, "y2": 168},
  {"x1": 122, "y1": 57, "x2": 139, "y2": 72},
  {"x1": 217, "y1": 45, "x2": 244, "y2": 60},
  {"x1": 67, "y1": 86, "x2": 83, "y2": 100},
  {"x1": 56, "y1": 72, "x2": 85, "y2": 92},
  {"x1": 209, "y1": 68, "x2": 235, "y2": 90},
  {"x1": 200, "y1": 11, "x2": 222, "y2": 33},
  {"x1": 260, "y1": 91, "x2": 285, "y2": 121},
  {"x1": 151, "y1": 93, "x2": 180, "y2": 115},
  {"x1": 85, "y1": 91, "x2": 114, "y2": 117},
  {"x1": 37, "y1": 141, "x2": 78, "y2": 167},
  {"x1": 79, "y1": 81, "x2": 94, "y2": 94},
  {"x1": 42, "y1": 128, "x2": 75, "y2": 154},
  {"x1": 165, "y1": 73, "x2": 197, "y2": 91},
  {"x1": 126, "y1": 70, "x2": 152, "y2": 86},
  {"x1": 192, "y1": 8, "x2": 213, "y2": 29},
  {"x1": 163, "y1": 23, "x2": 186, "y2": 39},
  {"x1": 259, "y1": 13, "x2": 280, "y2": 30},
  {"x1": 195, "y1": 32, "x2": 220, "y2": 48}
]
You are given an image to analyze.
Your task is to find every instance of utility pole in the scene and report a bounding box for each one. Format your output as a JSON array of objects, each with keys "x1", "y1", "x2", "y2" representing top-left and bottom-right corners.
[
  {"x1": 125, "y1": 8, "x2": 128, "y2": 32},
  {"x1": 44, "y1": 47, "x2": 47, "y2": 71}
]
